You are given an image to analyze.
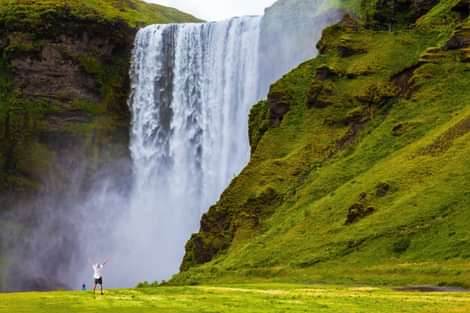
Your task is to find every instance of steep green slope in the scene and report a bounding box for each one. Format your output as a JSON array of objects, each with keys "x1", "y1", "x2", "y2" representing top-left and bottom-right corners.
[{"x1": 176, "y1": 0, "x2": 470, "y2": 287}]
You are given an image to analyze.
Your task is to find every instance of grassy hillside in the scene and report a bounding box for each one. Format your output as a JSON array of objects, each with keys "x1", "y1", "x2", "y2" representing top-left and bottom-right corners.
[
  {"x1": 0, "y1": 0, "x2": 199, "y2": 198},
  {"x1": 177, "y1": 0, "x2": 470, "y2": 287},
  {"x1": 1, "y1": 284, "x2": 469, "y2": 313}
]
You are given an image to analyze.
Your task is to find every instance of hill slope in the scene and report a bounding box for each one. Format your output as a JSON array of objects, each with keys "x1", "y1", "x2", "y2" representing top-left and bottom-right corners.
[{"x1": 176, "y1": 0, "x2": 470, "y2": 287}]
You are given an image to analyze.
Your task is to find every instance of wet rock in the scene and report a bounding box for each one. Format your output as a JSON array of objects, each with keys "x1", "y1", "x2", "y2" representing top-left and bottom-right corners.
[
  {"x1": 345, "y1": 203, "x2": 376, "y2": 225},
  {"x1": 10, "y1": 48, "x2": 99, "y2": 104}
]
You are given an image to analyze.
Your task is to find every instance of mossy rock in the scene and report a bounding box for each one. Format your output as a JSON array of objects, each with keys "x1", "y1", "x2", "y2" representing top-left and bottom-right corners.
[
  {"x1": 317, "y1": 14, "x2": 363, "y2": 55},
  {"x1": 267, "y1": 84, "x2": 294, "y2": 125},
  {"x1": 306, "y1": 81, "x2": 336, "y2": 109},
  {"x1": 345, "y1": 203, "x2": 376, "y2": 225}
]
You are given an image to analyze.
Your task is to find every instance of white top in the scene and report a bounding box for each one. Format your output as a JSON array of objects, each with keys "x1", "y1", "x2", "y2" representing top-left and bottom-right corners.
[{"x1": 93, "y1": 263, "x2": 104, "y2": 279}]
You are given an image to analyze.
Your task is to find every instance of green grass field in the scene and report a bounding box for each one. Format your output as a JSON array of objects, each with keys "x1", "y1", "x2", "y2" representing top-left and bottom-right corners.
[{"x1": 1, "y1": 284, "x2": 469, "y2": 313}]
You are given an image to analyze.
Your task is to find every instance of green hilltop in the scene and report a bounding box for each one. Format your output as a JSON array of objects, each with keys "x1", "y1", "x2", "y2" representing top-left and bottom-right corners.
[
  {"x1": 176, "y1": 0, "x2": 470, "y2": 288},
  {"x1": 0, "y1": 0, "x2": 201, "y2": 29}
]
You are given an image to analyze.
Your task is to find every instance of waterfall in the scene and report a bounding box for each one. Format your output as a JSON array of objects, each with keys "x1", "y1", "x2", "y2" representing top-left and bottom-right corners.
[
  {"x1": 108, "y1": 0, "x2": 342, "y2": 287},
  {"x1": 109, "y1": 17, "x2": 262, "y2": 287},
  {"x1": 1, "y1": 0, "x2": 343, "y2": 291}
]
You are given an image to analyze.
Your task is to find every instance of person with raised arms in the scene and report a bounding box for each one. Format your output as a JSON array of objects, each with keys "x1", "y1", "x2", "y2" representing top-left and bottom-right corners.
[{"x1": 91, "y1": 259, "x2": 109, "y2": 295}]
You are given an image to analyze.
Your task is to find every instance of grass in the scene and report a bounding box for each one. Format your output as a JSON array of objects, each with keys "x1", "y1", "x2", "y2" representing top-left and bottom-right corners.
[
  {"x1": 178, "y1": 1, "x2": 470, "y2": 287},
  {"x1": 1, "y1": 284, "x2": 469, "y2": 313},
  {"x1": 0, "y1": 0, "x2": 201, "y2": 31}
]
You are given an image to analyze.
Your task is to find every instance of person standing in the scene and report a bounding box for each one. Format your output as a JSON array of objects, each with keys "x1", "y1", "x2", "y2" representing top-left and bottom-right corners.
[{"x1": 92, "y1": 260, "x2": 108, "y2": 295}]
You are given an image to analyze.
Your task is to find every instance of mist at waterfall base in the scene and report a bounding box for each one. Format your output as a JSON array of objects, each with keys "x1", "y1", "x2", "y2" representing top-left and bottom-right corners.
[{"x1": 0, "y1": 0, "x2": 342, "y2": 290}]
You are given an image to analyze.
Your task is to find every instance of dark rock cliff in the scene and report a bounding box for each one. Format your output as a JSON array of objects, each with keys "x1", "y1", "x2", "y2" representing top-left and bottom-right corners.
[
  {"x1": 0, "y1": 1, "x2": 199, "y2": 208},
  {"x1": 0, "y1": 11, "x2": 134, "y2": 206}
]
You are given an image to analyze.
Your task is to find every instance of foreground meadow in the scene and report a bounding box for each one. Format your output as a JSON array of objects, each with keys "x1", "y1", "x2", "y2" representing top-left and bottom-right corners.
[{"x1": 0, "y1": 284, "x2": 469, "y2": 313}]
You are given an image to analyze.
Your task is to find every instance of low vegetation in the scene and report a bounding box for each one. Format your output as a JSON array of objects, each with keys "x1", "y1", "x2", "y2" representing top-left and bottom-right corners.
[
  {"x1": 0, "y1": 0, "x2": 200, "y2": 30},
  {"x1": 1, "y1": 284, "x2": 469, "y2": 313}
]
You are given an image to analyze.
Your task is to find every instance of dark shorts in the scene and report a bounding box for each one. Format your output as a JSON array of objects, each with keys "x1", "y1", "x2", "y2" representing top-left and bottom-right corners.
[{"x1": 94, "y1": 277, "x2": 103, "y2": 285}]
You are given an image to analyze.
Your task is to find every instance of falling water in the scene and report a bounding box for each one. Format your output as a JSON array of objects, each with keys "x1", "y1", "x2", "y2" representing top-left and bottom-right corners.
[
  {"x1": 109, "y1": 17, "x2": 262, "y2": 287},
  {"x1": 1, "y1": 0, "x2": 343, "y2": 291},
  {"x1": 109, "y1": 0, "x2": 343, "y2": 287}
]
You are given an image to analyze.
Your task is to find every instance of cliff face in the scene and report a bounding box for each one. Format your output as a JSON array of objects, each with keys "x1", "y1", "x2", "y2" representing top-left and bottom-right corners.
[
  {"x1": 0, "y1": 0, "x2": 199, "y2": 206},
  {"x1": 0, "y1": 0, "x2": 199, "y2": 290},
  {"x1": 178, "y1": 0, "x2": 470, "y2": 287}
]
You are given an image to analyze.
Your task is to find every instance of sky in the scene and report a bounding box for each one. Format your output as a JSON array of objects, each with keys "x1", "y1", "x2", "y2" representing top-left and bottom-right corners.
[{"x1": 145, "y1": 0, "x2": 277, "y2": 21}]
